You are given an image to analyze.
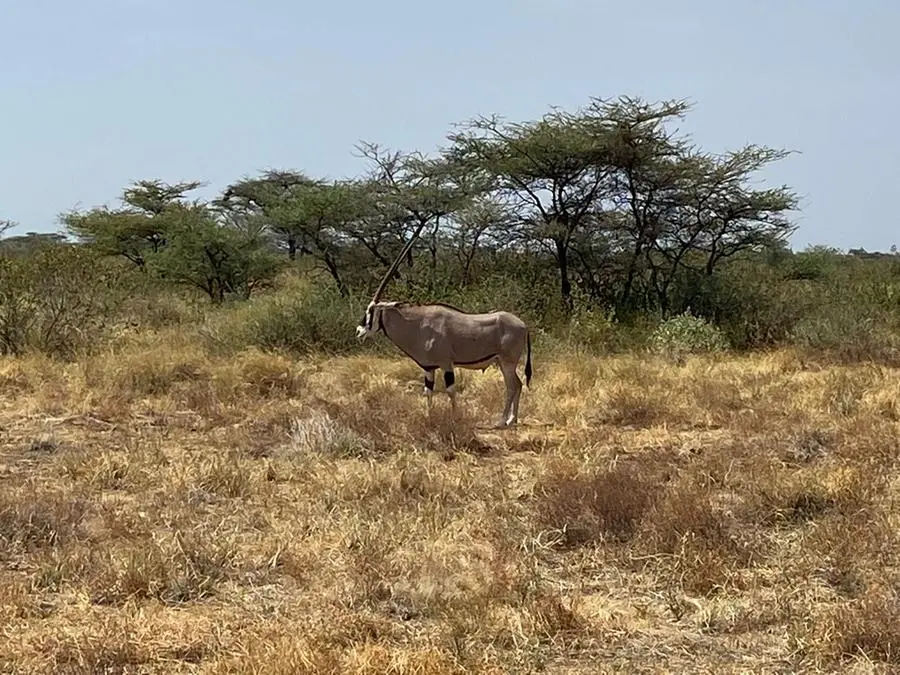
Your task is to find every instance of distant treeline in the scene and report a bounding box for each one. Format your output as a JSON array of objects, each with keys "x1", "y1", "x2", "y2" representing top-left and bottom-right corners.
[{"x1": 0, "y1": 95, "x2": 897, "y2": 363}]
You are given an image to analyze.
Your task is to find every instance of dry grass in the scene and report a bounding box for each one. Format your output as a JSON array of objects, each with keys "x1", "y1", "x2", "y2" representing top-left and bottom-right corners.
[{"x1": 1, "y1": 332, "x2": 899, "y2": 673}]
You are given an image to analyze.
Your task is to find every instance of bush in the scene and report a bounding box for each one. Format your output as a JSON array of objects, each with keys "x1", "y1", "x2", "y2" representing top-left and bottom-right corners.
[
  {"x1": 147, "y1": 208, "x2": 284, "y2": 303},
  {"x1": 562, "y1": 306, "x2": 620, "y2": 352},
  {"x1": 202, "y1": 278, "x2": 366, "y2": 356},
  {"x1": 649, "y1": 311, "x2": 730, "y2": 362},
  {"x1": 557, "y1": 303, "x2": 653, "y2": 354},
  {"x1": 675, "y1": 260, "x2": 815, "y2": 349},
  {"x1": 788, "y1": 303, "x2": 900, "y2": 366},
  {"x1": 0, "y1": 245, "x2": 126, "y2": 358}
]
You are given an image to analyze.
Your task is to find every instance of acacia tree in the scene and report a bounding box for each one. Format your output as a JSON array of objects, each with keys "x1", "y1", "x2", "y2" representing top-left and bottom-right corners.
[
  {"x1": 352, "y1": 143, "x2": 479, "y2": 296},
  {"x1": 681, "y1": 146, "x2": 798, "y2": 275},
  {"x1": 147, "y1": 202, "x2": 282, "y2": 303},
  {"x1": 447, "y1": 95, "x2": 799, "y2": 316},
  {"x1": 588, "y1": 99, "x2": 695, "y2": 313},
  {"x1": 449, "y1": 196, "x2": 518, "y2": 286},
  {"x1": 61, "y1": 179, "x2": 202, "y2": 269},
  {"x1": 604, "y1": 141, "x2": 798, "y2": 316},
  {"x1": 220, "y1": 170, "x2": 381, "y2": 294},
  {"x1": 264, "y1": 179, "x2": 367, "y2": 295},
  {"x1": 444, "y1": 98, "x2": 669, "y2": 310},
  {"x1": 218, "y1": 170, "x2": 321, "y2": 261},
  {"x1": 62, "y1": 178, "x2": 282, "y2": 303}
]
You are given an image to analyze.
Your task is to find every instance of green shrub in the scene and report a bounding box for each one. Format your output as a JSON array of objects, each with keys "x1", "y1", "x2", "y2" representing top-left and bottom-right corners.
[
  {"x1": 202, "y1": 279, "x2": 366, "y2": 356},
  {"x1": 649, "y1": 311, "x2": 730, "y2": 362},
  {"x1": 118, "y1": 290, "x2": 207, "y2": 331},
  {"x1": 564, "y1": 305, "x2": 619, "y2": 352},
  {"x1": 557, "y1": 301, "x2": 653, "y2": 355},
  {"x1": 675, "y1": 261, "x2": 816, "y2": 349},
  {"x1": 0, "y1": 245, "x2": 126, "y2": 358},
  {"x1": 788, "y1": 304, "x2": 900, "y2": 366}
]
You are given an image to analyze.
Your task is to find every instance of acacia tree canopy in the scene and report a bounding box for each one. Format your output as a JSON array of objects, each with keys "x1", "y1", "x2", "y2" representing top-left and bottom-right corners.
[{"x1": 53, "y1": 95, "x2": 800, "y2": 317}]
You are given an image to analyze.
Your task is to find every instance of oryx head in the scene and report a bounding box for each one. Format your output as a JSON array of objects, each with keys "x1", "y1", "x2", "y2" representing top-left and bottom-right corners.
[
  {"x1": 356, "y1": 301, "x2": 378, "y2": 340},
  {"x1": 356, "y1": 226, "x2": 426, "y2": 341},
  {"x1": 356, "y1": 301, "x2": 401, "y2": 340}
]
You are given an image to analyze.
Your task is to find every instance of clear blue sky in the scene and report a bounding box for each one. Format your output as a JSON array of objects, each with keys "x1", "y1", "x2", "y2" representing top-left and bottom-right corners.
[{"x1": 1, "y1": 0, "x2": 896, "y2": 251}]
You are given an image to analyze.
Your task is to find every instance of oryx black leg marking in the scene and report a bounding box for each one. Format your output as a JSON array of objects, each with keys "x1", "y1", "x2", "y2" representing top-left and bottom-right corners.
[
  {"x1": 443, "y1": 369, "x2": 458, "y2": 409},
  {"x1": 424, "y1": 368, "x2": 436, "y2": 412}
]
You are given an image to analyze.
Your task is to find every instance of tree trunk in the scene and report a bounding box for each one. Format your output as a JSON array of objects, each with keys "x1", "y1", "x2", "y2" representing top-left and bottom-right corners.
[
  {"x1": 322, "y1": 255, "x2": 347, "y2": 297},
  {"x1": 555, "y1": 238, "x2": 573, "y2": 311},
  {"x1": 428, "y1": 219, "x2": 439, "y2": 293},
  {"x1": 618, "y1": 242, "x2": 643, "y2": 316}
]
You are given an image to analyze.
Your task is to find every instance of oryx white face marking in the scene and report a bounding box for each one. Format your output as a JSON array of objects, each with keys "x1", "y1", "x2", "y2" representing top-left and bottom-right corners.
[{"x1": 356, "y1": 302, "x2": 377, "y2": 340}]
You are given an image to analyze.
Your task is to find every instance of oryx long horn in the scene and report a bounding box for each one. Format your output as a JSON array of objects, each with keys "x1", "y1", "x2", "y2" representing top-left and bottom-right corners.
[{"x1": 370, "y1": 220, "x2": 428, "y2": 304}]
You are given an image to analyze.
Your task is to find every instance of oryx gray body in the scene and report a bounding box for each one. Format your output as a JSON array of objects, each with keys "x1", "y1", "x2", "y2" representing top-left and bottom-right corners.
[{"x1": 356, "y1": 300, "x2": 532, "y2": 428}]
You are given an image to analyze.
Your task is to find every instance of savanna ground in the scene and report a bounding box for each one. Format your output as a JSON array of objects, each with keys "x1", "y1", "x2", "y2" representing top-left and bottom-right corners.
[{"x1": 1, "y1": 329, "x2": 899, "y2": 674}]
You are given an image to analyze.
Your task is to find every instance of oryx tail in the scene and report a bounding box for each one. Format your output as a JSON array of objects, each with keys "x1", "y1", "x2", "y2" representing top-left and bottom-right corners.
[{"x1": 524, "y1": 330, "x2": 532, "y2": 387}]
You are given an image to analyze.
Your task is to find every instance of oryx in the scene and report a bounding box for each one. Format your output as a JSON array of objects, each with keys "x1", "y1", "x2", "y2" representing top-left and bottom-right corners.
[{"x1": 354, "y1": 234, "x2": 533, "y2": 429}]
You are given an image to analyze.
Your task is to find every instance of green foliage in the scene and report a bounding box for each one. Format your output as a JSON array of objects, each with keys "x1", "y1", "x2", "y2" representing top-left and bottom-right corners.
[
  {"x1": 562, "y1": 305, "x2": 626, "y2": 353},
  {"x1": 123, "y1": 179, "x2": 204, "y2": 215},
  {"x1": 62, "y1": 180, "x2": 282, "y2": 305},
  {"x1": 203, "y1": 278, "x2": 364, "y2": 356},
  {"x1": 147, "y1": 204, "x2": 283, "y2": 303},
  {"x1": 784, "y1": 246, "x2": 842, "y2": 281},
  {"x1": 788, "y1": 308, "x2": 900, "y2": 366},
  {"x1": 783, "y1": 259, "x2": 900, "y2": 366},
  {"x1": 649, "y1": 311, "x2": 730, "y2": 362},
  {"x1": 8, "y1": 94, "x2": 898, "y2": 365},
  {"x1": 674, "y1": 256, "x2": 813, "y2": 349},
  {"x1": 445, "y1": 97, "x2": 797, "y2": 313},
  {"x1": 113, "y1": 274, "x2": 208, "y2": 332},
  {"x1": 0, "y1": 245, "x2": 126, "y2": 358},
  {"x1": 60, "y1": 179, "x2": 200, "y2": 268},
  {"x1": 221, "y1": 170, "x2": 345, "y2": 263}
]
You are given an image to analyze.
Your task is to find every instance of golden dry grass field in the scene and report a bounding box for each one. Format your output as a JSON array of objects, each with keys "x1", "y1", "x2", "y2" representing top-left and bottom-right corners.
[{"x1": 1, "y1": 330, "x2": 899, "y2": 673}]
